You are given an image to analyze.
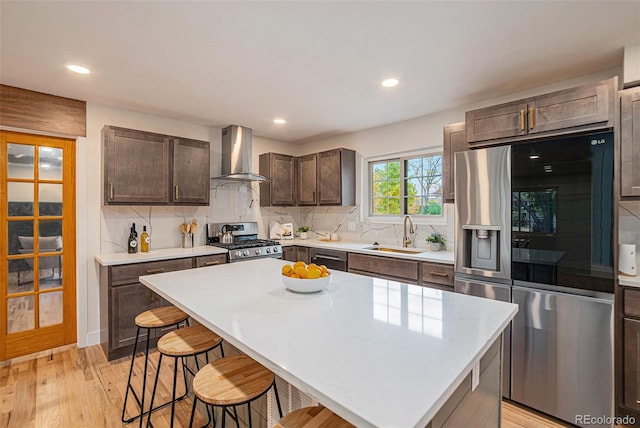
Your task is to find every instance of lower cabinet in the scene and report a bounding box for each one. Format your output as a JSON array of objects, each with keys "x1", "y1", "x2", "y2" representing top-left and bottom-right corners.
[
  {"x1": 282, "y1": 246, "x2": 310, "y2": 264},
  {"x1": 420, "y1": 261, "x2": 454, "y2": 290},
  {"x1": 348, "y1": 253, "x2": 419, "y2": 284},
  {"x1": 100, "y1": 256, "x2": 225, "y2": 361},
  {"x1": 624, "y1": 317, "x2": 640, "y2": 412}
]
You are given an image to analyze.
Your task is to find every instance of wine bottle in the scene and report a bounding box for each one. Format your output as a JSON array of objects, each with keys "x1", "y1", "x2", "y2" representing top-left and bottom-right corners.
[
  {"x1": 140, "y1": 226, "x2": 150, "y2": 253},
  {"x1": 128, "y1": 224, "x2": 138, "y2": 254}
]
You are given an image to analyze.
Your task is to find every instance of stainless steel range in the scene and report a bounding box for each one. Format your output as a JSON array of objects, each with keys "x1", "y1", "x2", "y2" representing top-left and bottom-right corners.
[{"x1": 206, "y1": 222, "x2": 282, "y2": 263}]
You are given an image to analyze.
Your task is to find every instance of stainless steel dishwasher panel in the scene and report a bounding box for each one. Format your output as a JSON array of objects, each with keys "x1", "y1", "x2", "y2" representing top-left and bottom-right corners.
[
  {"x1": 511, "y1": 285, "x2": 614, "y2": 428},
  {"x1": 454, "y1": 277, "x2": 512, "y2": 398}
]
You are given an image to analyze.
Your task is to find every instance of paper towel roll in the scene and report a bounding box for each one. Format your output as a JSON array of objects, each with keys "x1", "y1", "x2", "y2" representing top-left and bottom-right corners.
[{"x1": 619, "y1": 244, "x2": 637, "y2": 276}]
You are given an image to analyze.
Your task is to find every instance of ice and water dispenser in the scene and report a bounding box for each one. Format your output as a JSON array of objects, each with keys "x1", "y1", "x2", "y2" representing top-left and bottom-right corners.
[{"x1": 460, "y1": 225, "x2": 501, "y2": 273}]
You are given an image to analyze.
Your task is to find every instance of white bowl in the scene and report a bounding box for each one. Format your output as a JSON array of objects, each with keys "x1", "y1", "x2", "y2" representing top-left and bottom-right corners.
[{"x1": 282, "y1": 274, "x2": 331, "y2": 293}]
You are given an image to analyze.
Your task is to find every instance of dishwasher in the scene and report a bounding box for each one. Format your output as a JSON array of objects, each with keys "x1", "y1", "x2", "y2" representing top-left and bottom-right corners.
[{"x1": 309, "y1": 248, "x2": 347, "y2": 272}]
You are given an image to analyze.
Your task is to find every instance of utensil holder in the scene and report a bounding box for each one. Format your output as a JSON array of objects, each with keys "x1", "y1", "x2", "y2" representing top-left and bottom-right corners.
[{"x1": 182, "y1": 233, "x2": 194, "y2": 249}]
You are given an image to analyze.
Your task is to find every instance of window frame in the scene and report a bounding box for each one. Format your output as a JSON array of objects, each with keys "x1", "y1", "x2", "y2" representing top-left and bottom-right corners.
[{"x1": 362, "y1": 149, "x2": 447, "y2": 225}]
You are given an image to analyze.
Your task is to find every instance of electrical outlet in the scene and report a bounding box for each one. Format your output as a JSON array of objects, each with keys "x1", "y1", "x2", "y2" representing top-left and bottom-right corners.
[{"x1": 348, "y1": 221, "x2": 356, "y2": 231}]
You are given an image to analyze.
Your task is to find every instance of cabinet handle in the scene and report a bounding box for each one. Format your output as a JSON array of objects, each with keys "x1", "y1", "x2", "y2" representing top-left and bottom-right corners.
[
  {"x1": 175, "y1": 185, "x2": 179, "y2": 200},
  {"x1": 430, "y1": 271, "x2": 449, "y2": 277},
  {"x1": 204, "y1": 261, "x2": 220, "y2": 266},
  {"x1": 520, "y1": 109, "x2": 525, "y2": 130},
  {"x1": 109, "y1": 183, "x2": 114, "y2": 200},
  {"x1": 529, "y1": 107, "x2": 535, "y2": 129},
  {"x1": 146, "y1": 268, "x2": 165, "y2": 274}
]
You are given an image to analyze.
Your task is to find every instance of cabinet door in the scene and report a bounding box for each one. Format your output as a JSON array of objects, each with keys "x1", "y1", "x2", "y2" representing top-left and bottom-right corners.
[
  {"x1": 317, "y1": 149, "x2": 343, "y2": 205},
  {"x1": 297, "y1": 154, "x2": 317, "y2": 205},
  {"x1": 529, "y1": 79, "x2": 613, "y2": 135},
  {"x1": 261, "y1": 153, "x2": 296, "y2": 206},
  {"x1": 624, "y1": 318, "x2": 640, "y2": 412},
  {"x1": 103, "y1": 126, "x2": 170, "y2": 204},
  {"x1": 111, "y1": 283, "x2": 156, "y2": 350},
  {"x1": 282, "y1": 246, "x2": 297, "y2": 262},
  {"x1": 442, "y1": 122, "x2": 467, "y2": 202},
  {"x1": 297, "y1": 247, "x2": 310, "y2": 264},
  {"x1": 466, "y1": 100, "x2": 529, "y2": 144},
  {"x1": 621, "y1": 89, "x2": 640, "y2": 197},
  {"x1": 195, "y1": 254, "x2": 227, "y2": 268},
  {"x1": 172, "y1": 138, "x2": 210, "y2": 205}
]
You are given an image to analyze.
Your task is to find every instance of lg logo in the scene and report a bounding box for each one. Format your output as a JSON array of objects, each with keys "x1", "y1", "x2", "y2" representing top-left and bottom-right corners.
[{"x1": 590, "y1": 139, "x2": 606, "y2": 145}]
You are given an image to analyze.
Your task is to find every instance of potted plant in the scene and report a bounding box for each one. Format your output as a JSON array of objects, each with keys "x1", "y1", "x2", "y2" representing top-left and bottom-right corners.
[
  {"x1": 426, "y1": 227, "x2": 446, "y2": 251},
  {"x1": 297, "y1": 226, "x2": 310, "y2": 240}
]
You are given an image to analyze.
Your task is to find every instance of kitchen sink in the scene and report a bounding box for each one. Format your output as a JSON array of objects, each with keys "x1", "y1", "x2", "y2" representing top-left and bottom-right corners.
[{"x1": 364, "y1": 246, "x2": 424, "y2": 254}]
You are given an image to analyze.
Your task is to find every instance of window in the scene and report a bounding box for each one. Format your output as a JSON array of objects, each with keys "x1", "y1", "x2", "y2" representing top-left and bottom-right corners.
[{"x1": 369, "y1": 154, "x2": 443, "y2": 217}]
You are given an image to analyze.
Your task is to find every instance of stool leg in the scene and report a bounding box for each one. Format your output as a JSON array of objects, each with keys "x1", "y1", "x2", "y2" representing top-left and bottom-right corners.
[
  {"x1": 139, "y1": 328, "x2": 152, "y2": 428},
  {"x1": 122, "y1": 327, "x2": 141, "y2": 423},
  {"x1": 247, "y1": 402, "x2": 252, "y2": 427},
  {"x1": 273, "y1": 381, "x2": 283, "y2": 418},
  {"x1": 188, "y1": 395, "x2": 198, "y2": 427},
  {"x1": 146, "y1": 353, "x2": 163, "y2": 428},
  {"x1": 169, "y1": 356, "x2": 179, "y2": 427}
]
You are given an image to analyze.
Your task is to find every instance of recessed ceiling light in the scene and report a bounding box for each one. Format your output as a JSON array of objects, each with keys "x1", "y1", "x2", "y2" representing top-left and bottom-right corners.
[
  {"x1": 67, "y1": 64, "x2": 90, "y2": 74},
  {"x1": 381, "y1": 78, "x2": 399, "y2": 88},
  {"x1": 273, "y1": 118, "x2": 286, "y2": 124},
  {"x1": 529, "y1": 154, "x2": 540, "y2": 159}
]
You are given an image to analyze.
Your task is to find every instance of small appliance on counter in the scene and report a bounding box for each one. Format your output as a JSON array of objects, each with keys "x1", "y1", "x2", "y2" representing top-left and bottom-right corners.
[{"x1": 207, "y1": 221, "x2": 282, "y2": 263}]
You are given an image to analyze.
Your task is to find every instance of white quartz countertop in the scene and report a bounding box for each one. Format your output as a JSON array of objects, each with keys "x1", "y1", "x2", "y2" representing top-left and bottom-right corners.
[
  {"x1": 140, "y1": 258, "x2": 516, "y2": 427},
  {"x1": 280, "y1": 238, "x2": 455, "y2": 264},
  {"x1": 620, "y1": 274, "x2": 640, "y2": 288},
  {"x1": 94, "y1": 245, "x2": 227, "y2": 266}
]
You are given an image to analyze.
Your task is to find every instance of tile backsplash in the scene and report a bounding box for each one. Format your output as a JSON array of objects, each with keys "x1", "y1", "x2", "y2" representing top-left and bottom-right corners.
[{"x1": 619, "y1": 201, "x2": 640, "y2": 272}]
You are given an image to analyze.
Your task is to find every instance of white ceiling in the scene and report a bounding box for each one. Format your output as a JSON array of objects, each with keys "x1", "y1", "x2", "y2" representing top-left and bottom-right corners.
[{"x1": 1, "y1": 1, "x2": 639, "y2": 143}]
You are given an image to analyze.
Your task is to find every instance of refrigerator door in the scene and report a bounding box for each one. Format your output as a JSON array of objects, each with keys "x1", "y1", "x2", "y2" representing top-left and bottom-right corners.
[
  {"x1": 454, "y1": 277, "x2": 512, "y2": 398},
  {"x1": 511, "y1": 285, "x2": 614, "y2": 427},
  {"x1": 454, "y1": 146, "x2": 511, "y2": 280}
]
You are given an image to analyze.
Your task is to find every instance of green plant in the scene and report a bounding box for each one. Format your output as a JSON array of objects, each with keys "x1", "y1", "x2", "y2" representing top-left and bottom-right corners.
[
  {"x1": 297, "y1": 226, "x2": 310, "y2": 233},
  {"x1": 425, "y1": 226, "x2": 446, "y2": 246}
]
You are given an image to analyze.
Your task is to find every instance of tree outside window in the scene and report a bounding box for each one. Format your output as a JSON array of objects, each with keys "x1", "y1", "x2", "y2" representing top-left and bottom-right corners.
[{"x1": 370, "y1": 154, "x2": 443, "y2": 217}]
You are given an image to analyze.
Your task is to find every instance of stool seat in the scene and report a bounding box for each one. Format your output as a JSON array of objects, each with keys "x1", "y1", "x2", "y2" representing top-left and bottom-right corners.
[
  {"x1": 274, "y1": 406, "x2": 354, "y2": 428},
  {"x1": 193, "y1": 355, "x2": 274, "y2": 406},
  {"x1": 157, "y1": 325, "x2": 222, "y2": 357},
  {"x1": 135, "y1": 306, "x2": 188, "y2": 329}
]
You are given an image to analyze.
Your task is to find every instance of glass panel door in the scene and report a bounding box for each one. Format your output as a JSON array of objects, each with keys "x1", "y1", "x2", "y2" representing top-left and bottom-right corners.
[{"x1": 1, "y1": 131, "x2": 76, "y2": 360}]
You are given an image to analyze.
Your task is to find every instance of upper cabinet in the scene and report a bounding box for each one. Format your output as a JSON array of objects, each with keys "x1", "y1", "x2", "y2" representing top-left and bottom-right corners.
[
  {"x1": 259, "y1": 153, "x2": 296, "y2": 206},
  {"x1": 621, "y1": 87, "x2": 640, "y2": 197},
  {"x1": 297, "y1": 154, "x2": 317, "y2": 206},
  {"x1": 103, "y1": 125, "x2": 210, "y2": 206},
  {"x1": 259, "y1": 148, "x2": 356, "y2": 207},
  {"x1": 466, "y1": 78, "x2": 615, "y2": 145},
  {"x1": 442, "y1": 122, "x2": 467, "y2": 203},
  {"x1": 172, "y1": 138, "x2": 210, "y2": 205},
  {"x1": 317, "y1": 148, "x2": 355, "y2": 206}
]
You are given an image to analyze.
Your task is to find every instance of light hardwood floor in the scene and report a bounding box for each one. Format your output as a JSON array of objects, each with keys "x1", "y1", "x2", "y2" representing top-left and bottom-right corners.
[{"x1": 0, "y1": 344, "x2": 600, "y2": 428}]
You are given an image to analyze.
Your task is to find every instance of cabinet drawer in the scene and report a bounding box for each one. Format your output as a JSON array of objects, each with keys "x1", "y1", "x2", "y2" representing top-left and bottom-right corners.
[
  {"x1": 110, "y1": 258, "x2": 193, "y2": 286},
  {"x1": 348, "y1": 253, "x2": 418, "y2": 282},
  {"x1": 195, "y1": 254, "x2": 227, "y2": 268},
  {"x1": 625, "y1": 288, "x2": 640, "y2": 318},
  {"x1": 420, "y1": 262, "x2": 454, "y2": 287}
]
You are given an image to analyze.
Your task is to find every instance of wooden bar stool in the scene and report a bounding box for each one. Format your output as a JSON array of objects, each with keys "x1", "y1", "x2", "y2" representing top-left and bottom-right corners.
[
  {"x1": 274, "y1": 406, "x2": 354, "y2": 428},
  {"x1": 146, "y1": 324, "x2": 224, "y2": 428},
  {"x1": 121, "y1": 306, "x2": 189, "y2": 427},
  {"x1": 188, "y1": 354, "x2": 283, "y2": 428}
]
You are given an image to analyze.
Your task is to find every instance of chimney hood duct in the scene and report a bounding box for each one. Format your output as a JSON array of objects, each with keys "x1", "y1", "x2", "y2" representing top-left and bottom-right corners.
[{"x1": 212, "y1": 125, "x2": 267, "y2": 182}]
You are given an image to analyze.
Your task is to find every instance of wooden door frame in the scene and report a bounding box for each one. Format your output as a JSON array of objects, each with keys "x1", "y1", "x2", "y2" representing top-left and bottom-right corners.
[{"x1": 0, "y1": 130, "x2": 76, "y2": 361}]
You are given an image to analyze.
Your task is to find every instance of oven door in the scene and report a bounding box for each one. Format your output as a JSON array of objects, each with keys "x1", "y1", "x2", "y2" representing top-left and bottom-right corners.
[{"x1": 511, "y1": 131, "x2": 614, "y2": 294}]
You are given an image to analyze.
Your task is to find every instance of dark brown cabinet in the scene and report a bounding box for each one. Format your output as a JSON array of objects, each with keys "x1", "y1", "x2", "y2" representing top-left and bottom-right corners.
[
  {"x1": 442, "y1": 122, "x2": 467, "y2": 202},
  {"x1": 348, "y1": 253, "x2": 419, "y2": 284},
  {"x1": 103, "y1": 126, "x2": 171, "y2": 205},
  {"x1": 103, "y1": 125, "x2": 210, "y2": 206},
  {"x1": 466, "y1": 78, "x2": 615, "y2": 145},
  {"x1": 259, "y1": 153, "x2": 296, "y2": 206},
  {"x1": 621, "y1": 87, "x2": 640, "y2": 197},
  {"x1": 317, "y1": 148, "x2": 355, "y2": 206},
  {"x1": 172, "y1": 138, "x2": 210, "y2": 205},
  {"x1": 282, "y1": 246, "x2": 310, "y2": 264},
  {"x1": 100, "y1": 256, "x2": 225, "y2": 360},
  {"x1": 624, "y1": 288, "x2": 640, "y2": 414},
  {"x1": 297, "y1": 154, "x2": 317, "y2": 206},
  {"x1": 420, "y1": 261, "x2": 454, "y2": 290}
]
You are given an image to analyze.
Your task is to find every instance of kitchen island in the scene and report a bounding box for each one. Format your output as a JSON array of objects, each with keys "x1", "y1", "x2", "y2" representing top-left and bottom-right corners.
[{"x1": 140, "y1": 258, "x2": 517, "y2": 427}]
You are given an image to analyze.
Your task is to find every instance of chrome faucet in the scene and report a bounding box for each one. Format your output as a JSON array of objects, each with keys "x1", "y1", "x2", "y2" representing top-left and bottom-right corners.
[{"x1": 403, "y1": 215, "x2": 415, "y2": 248}]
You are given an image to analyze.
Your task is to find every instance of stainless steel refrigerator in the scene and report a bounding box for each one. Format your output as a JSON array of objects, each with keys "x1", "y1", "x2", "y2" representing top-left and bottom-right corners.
[{"x1": 454, "y1": 132, "x2": 615, "y2": 428}]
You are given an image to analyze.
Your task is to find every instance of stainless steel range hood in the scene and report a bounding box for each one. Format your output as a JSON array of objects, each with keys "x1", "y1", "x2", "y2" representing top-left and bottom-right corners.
[{"x1": 211, "y1": 125, "x2": 267, "y2": 182}]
